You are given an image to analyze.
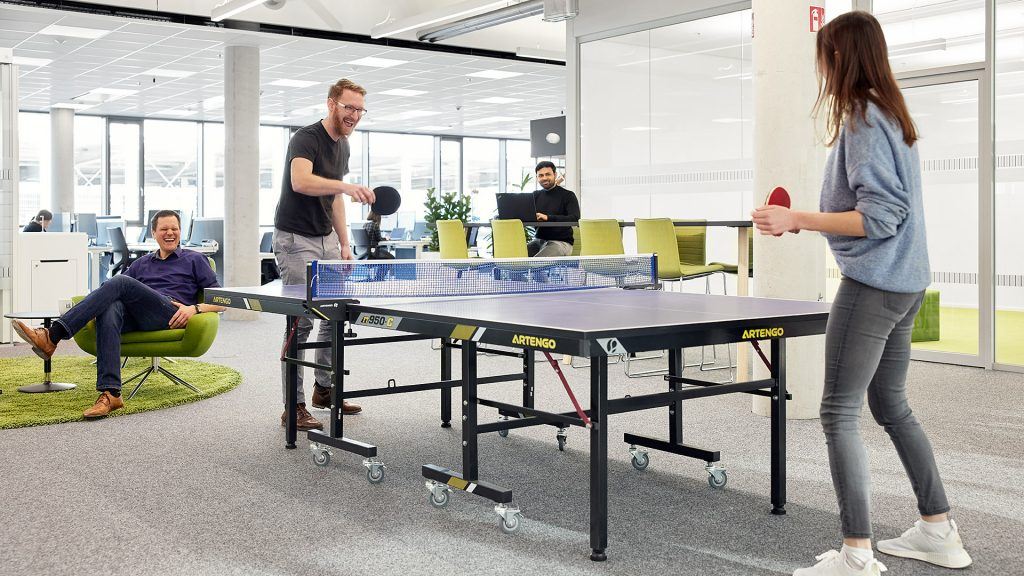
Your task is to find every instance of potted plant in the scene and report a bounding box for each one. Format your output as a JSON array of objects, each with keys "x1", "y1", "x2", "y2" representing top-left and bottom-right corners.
[{"x1": 423, "y1": 187, "x2": 473, "y2": 253}]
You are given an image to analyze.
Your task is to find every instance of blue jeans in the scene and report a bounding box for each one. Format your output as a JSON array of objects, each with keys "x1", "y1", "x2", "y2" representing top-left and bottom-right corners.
[
  {"x1": 822, "y1": 277, "x2": 950, "y2": 538},
  {"x1": 55, "y1": 275, "x2": 178, "y2": 392}
]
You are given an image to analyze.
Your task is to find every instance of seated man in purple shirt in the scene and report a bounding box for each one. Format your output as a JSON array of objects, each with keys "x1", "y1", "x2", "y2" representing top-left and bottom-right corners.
[{"x1": 11, "y1": 210, "x2": 225, "y2": 419}]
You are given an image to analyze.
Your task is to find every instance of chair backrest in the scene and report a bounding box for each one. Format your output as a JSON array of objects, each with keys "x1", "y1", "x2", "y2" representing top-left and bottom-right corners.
[
  {"x1": 675, "y1": 220, "x2": 709, "y2": 266},
  {"x1": 109, "y1": 226, "x2": 130, "y2": 274},
  {"x1": 491, "y1": 219, "x2": 528, "y2": 258},
  {"x1": 570, "y1": 226, "x2": 581, "y2": 257},
  {"x1": 635, "y1": 218, "x2": 683, "y2": 279},
  {"x1": 437, "y1": 220, "x2": 468, "y2": 259},
  {"x1": 260, "y1": 231, "x2": 273, "y2": 252},
  {"x1": 579, "y1": 219, "x2": 624, "y2": 256}
]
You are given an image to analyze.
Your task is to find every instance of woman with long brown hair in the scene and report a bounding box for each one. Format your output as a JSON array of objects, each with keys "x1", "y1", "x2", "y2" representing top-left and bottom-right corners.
[{"x1": 752, "y1": 12, "x2": 972, "y2": 576}]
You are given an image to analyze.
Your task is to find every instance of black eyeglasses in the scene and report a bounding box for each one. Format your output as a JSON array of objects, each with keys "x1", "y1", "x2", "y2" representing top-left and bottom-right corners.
[{"x1": 333, "y1": 100, "x2": 368, "y2": 117}]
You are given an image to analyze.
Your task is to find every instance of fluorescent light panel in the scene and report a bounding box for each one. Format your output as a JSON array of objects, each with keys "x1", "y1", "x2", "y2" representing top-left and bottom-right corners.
[
  {"x1": 269, "y1": 79, "x2": 320, "y2": 88},
  {"x1": 13, "y1": 56, "x2": 52, "y2": 67},
  {"x1": 211, "y1": 0, "x2": 265, "y2": 22},
  {"x1": 145, "y1": 68, "x2": 195, "y2": 78},
  {"x1": 158, "y1": 109, "x2": 197, "y2": 117},
  {"x1": 348, "y1": 56, "x2": 407, "y2": 68},
  {"x1": 38, "y1": 24, "x2": 110, "y2": 39},
  {"x1": 476, "y1": 97, "x2": 522, "y2": 104},
  {"x1": 467, "y1": 70, "x2": 523, "y2": 79},
  {"x1": 380, "y1": 89, "x2": 427, "y2": 97}
]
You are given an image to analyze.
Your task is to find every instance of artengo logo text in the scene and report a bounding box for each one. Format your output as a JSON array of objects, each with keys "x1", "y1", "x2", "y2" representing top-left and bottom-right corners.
[
  {"x1": 211, "y1": 296, "x2": 232, "y2": 305},
  {"x1": 742, "y1": 327, "x2": 785, "y2": 339},
  {"x1": 511, "y1": 334, "x2": 557, "y2": 349}
]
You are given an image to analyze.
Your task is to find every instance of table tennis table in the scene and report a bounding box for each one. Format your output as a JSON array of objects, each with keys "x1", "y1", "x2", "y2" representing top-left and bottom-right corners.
[{"x1": 206, "y1": 255, "x2": 831, "y2": 561}]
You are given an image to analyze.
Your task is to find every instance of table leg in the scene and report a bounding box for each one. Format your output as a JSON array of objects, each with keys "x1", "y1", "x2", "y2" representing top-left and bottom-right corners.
[
  {"x1": 440, "y1": 337, "x2": 452, "y2": 428},
  {"x1": 771, "y1": 338, "x2": 787, "y2": 515},
  {"x1": 284, "y1": 315, "x2": 298, "y2": 449},
  {"x1": 17, "y1": 318, "x2": 76, "y2": 393},
  {"x1": 589, "y1": 355, "x2": 609, "y2": 561}
]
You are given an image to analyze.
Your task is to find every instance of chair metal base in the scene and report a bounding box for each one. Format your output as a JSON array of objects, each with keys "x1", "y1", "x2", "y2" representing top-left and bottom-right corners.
[{"x1": 122, "y1": 357, "x2": 199, "y2": 401}]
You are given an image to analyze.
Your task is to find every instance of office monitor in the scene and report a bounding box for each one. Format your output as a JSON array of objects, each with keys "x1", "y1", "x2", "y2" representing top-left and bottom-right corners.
[
  {"x1": 75, "y1": 213, "x2": 98, "y2": 239},
  {"x1": 48, "y1": 212, "x2": 71, "y2": 232},
  {"x1": 95, "y1": 216, "x2": 125, "y2": 246}
]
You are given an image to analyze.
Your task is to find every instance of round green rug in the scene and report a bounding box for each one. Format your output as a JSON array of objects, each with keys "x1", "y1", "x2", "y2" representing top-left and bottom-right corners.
[{"x1": 0, "y1": 356, "x2": 241, "y2": 429}]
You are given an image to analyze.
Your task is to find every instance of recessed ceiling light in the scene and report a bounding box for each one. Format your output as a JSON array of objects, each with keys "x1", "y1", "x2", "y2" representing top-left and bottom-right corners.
[
  {"x1": 13, "y1": 56, "x2": 53, "y2": 67},
  {"x1": 348, "y1": 56, "x2": 407, "y2": 68},
  {"x1": 262, "y1": 115, "x2": 289, "y2": 122},
  {"x1": 38, "y1": 24, "x2": 110, "y2": 39},
  {"x1": 463, "y1": 116, "x2": 518, "y2": 126},
  {"x1": 269, "y1": 79, "x2": 320, "y2": 88},
  {"x1": 467, "y1": 70, "x2": 524, "y2": 80},
  {"x1": 380, "y1": 89, "x2": 427, "y2": 97},
  {"x1": 475, "y1": 97, "x2": 523, "y2": 104},
  {"x1": 145, "y1": 68, "x2": 196, "y2": 78},
  {"x1": 157, "y1": 109, "x2": 197, "y2": 117},
  {"x1": 73, "y1": 87, "x2": 138, "y2": 103},
  {"x1": 51, "y1": 102, "x2": 94, "y2": 110}
]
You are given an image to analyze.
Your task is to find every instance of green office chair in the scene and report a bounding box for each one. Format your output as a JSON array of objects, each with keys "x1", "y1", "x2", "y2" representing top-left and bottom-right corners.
[
  {"x1": 437, "y1": 220, "x2": 470, "y2": 259},
  {"x1": 709, "y1": 231, "x2": 754, "y2": 292},
  {"x1": 71, "y1": 259, "x2": 220, "y2": 400},
  {"x1": 579, "y1": 219, "x2": 624, "y2": 256},
  {"x1": 570, "y1": 226, "x2": 582, "y2": 257},
  {"x1": 491, "y1": 219, "x2": 528, "y2": 258}
]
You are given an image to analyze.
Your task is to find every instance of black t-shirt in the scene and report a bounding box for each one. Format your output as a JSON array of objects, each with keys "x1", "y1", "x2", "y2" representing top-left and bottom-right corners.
[
  {"x1": 274, "y1": 121, "x2": 350, "y2": 237},
  {"x1": 532, "y1": 185, "x2": 580, "y2": 244}
]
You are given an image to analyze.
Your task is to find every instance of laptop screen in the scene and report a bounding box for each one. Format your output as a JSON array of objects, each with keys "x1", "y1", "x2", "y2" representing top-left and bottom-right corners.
[{"x1": 495, "y1": 193, "x2": 536, "y2": 222}]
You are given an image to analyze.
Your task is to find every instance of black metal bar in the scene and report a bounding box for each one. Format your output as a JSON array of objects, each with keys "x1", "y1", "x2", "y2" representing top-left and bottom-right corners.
[
  {"x1": 441, "y1": 337, "x2": 452, "y2": 428},
  {"x1": 307, "y1": 430, "x2": 376, "y2": 458},
  {"x1": 523, "y1": 349, "x2": 535, "y2": 409},
  {"x1": 623, "y1": 433, "x2": 720, "y2": 463},
  {"x1": 606, "y1": 380, "x2": 776, "y2": 415},
  {"x1": 282, "y1": 356, "x2": 331, "y2": 372},
  {"x1": 421, "y1": 464, "x2": 513, "y2": 504},
  {"x1": 771, "y1": 338, "x2": 787, "y2": 515},
  {"x1": 298, "y1": 341, "x2": 331, "y2": 350},
  {"x1": 477, "y1": 399, "x2": 588, "y2": 428},
  {"x1": 463, "y1": 340, "x2": 479, "y2": 482},
  {"x1": 329, "y1": 319, "x2": 343, "y2": 440},
  {"x1": 344, "y1": 334, "x2": 434, "y2": 347},
  {"x1": 668, "y1": 348, "x2": 682, "y2": 445},
  {"x1": 284, "y1": 315, "x2": 298, "y2": 449},
  {"x1": 589, "y1": 356, "x2": 609, "y2": 562},
  {"x1": 664, "y1": 374, "x2": 788, "y2": 398},
  {"x1": 343, "y1": 372, "x2": 522, "y2": 399}
]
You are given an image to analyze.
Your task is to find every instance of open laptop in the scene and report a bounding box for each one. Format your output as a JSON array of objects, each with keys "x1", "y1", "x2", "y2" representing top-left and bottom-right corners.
[{"x1": 496, "y1": 193, "x2": 537, "y2": 222}]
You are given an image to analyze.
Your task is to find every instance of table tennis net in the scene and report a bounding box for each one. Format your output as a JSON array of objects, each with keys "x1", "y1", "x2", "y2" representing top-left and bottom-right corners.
[{"x1": 309, "y1": 255, "x2": 657, "y2": 299}]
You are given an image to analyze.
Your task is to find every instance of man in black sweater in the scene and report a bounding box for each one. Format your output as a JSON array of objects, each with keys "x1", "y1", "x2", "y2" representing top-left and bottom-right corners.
[{"x1": 528, "y1": 161, "x2": 580, "y2": 257}]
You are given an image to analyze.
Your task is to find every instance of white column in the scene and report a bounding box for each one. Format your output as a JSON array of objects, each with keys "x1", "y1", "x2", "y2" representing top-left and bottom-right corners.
[
  {"x1": 50, "y1": 106, "x2": 74, "y2": 214},
  {"x1": 751, "y1": 0, "x2": 828, "y2": 419},
  {"x1": 223, "y1": 44, "x2": 260, "y2": 320}
]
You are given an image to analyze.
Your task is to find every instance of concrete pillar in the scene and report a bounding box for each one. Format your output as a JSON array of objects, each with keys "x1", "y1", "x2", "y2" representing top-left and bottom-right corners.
[
  {"x1": 223, "y1": 44, "x2": 260, "y2": 320},
  {"x1": 1, "y1": 49, "x2": 17, "y2": 343},
  {"x1": 49, "y1": 106, "x2": 74, "y2": 214},
  {"x1": 751, "y1": 0, "x2": 828, "y2": 419}
]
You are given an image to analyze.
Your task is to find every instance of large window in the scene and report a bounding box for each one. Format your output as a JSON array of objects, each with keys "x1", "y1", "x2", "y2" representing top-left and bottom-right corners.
[
  {"x1": 877, "y1": 0, "x2": 986, "y2": 74},
  {"x1": 74, "y1": 116, "x2": 104, "y2": 214},
  {"x1": 202, "y1": 123, "x2": 225, "y2": 218},
  {"x1": 464, "y1": 138, "x2": 499, "y2": 221},
  {"x1": 17, "y1": 112, "x2": 49, "y2": 225},
  {"x1": 506, "y1": 139, "x2": 534, "y2": 194},
  {"x1": 368, "y1": 132, "x2": 434, "y2": 221},
  {"x1": 107, "y1": 120, "x2": 142, "y2": 224},
  {"x1": 260, "y1": 126, "x2": 290, "y2": 226},
  {"x1": 144, "y1": 120, "x2": 199, "y2": 222}
]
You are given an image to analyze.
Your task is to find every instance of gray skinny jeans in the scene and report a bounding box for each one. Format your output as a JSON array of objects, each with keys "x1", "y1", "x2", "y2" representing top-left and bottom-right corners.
[
  {"x1": 822, "y1": 277, "x2": 950, "y2": 539},
  {"x1": 273, "y1": 229, "x2": 341, "y2": 405}
]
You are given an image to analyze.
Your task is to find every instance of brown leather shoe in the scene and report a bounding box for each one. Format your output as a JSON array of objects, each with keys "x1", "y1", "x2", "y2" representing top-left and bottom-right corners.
[
  {"x1": 83, "y1": 391, "x2": 124, "y2": 418},
  {"x1": 280, "y1": 403, "x2": 323, "y2": 431},
  {"x1": 12, "y1": 319, "x2": 56, "y2": 361},
  {"x1": 311, "y1": 384, "x2": 362, "y2": 414}
]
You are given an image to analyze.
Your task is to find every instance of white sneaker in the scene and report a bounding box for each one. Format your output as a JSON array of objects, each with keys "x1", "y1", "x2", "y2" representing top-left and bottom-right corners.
[
  {"x1": 794, "y1": 550, "x2": 887, "y2": 576},
  {"x1": 877, "y1": 519, "x2": 973, "y2": 569}
]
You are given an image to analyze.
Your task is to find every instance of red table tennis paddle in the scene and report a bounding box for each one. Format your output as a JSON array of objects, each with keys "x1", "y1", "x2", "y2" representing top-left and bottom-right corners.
[
  {"x1": 764, "y1": 186, "x2": 794, "y2": 236},
  {"x1": 372, "y1": 185, "x2": 402, "y2": 216}
]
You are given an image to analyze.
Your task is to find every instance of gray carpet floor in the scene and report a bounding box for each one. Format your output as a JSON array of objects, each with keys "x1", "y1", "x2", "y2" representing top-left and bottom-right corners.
[{"x1": 1, "y1": 313, "x2": 1022, "y2": 576}]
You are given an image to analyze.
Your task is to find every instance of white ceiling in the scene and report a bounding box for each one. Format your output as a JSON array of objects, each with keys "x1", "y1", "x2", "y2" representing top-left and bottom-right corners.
[{"x1": 1, "y1": 1, "x2": 568, "y2": 138}]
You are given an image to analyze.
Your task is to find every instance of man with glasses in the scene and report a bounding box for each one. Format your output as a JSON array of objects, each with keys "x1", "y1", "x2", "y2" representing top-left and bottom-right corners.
[{"x1": 272, "y1": 78, "x2": 374, "y2": 431}]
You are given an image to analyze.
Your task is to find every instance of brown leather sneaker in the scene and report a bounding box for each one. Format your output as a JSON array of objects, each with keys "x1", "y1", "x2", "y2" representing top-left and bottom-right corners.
[
  {"x1": 83, "y1": 391, "x2": 125, "y2": 418},
  {"x1": 280, "y1": 403, "x2": 323, "y2": 431},
  {"x1": 12, "y1": 319, "x2": 56, "y2": 360},
  {"x1": 311, "y1": 384, "x2": 362, "y2": 414}
]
